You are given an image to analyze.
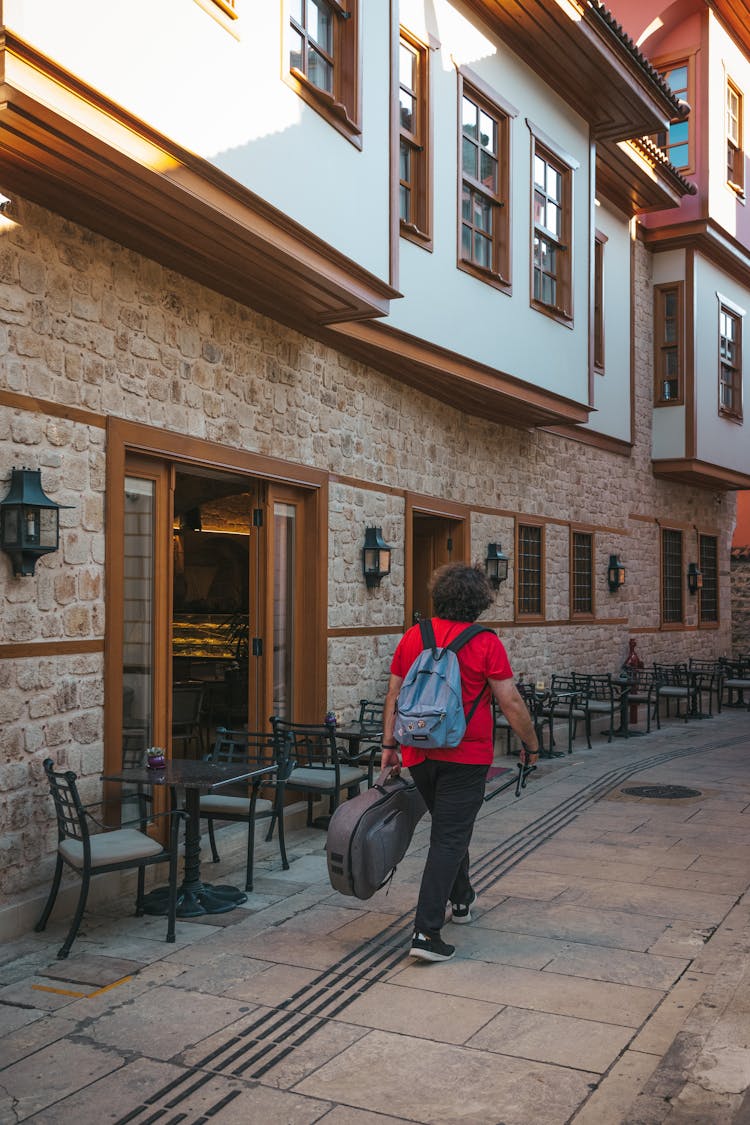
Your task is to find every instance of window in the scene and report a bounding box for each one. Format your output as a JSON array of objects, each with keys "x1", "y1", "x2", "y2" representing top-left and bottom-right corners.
[
  {"x1": 662, "y1": 528, "x2": 684, "y2": 625},
  {"x1": 593, "y1": 232, "x2": 606, "y2": 373},
  {"x1": 399, "y1": 30, "x2": 431, "y2": 247},
  {"x1": 727, "y1": 79, "x2": 744, "y2": 193},
  {"x1": 699, "y1": 534, "x2": 718, "y2": 624},
  {"x1": 719, "y1": 303, "x2": 743, "y2": 421},
  {"x1": 529, "y1": 126, "x2": 575, "y2": 321},
  {"x1": 655, "y1": 62, "x2": 690, "y2": 170},
  {"x1": 287, "y1": 0, "x2": 360, "y2": 145},
  {"x1": 654, "y1": 283, "x2": 684, "y2": 405},
  {"x1": 517, "y1": 523, "x2": 544, "y2": 618},
  {"x1": 571, "y1": 531, "x2": 593, "y2": 617},
  {"x1": 458, "y1": 73, "x2": 512, "y2": 289}
]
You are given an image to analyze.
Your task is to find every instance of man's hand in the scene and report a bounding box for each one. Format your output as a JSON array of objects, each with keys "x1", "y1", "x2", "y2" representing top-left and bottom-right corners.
[
  {"x1": 380, "y1": 746, "x2": 401, "y2": 775},
  {"x1": 519, "y1": 744, "x2": 539, "y2": 766}
]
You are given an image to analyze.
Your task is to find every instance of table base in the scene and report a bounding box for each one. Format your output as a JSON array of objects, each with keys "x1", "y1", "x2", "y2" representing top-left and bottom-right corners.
[
  {"x1": 141, "y1": 881, "x2": 247, "y2": 919},
  {"x1": 613, "y1": 727, "x2": 646, "y2": 739}
]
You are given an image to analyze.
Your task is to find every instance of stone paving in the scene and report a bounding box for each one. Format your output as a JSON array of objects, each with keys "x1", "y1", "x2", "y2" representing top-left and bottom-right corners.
[{"x1": 1, "y1": 710, "x2": 750, "y2": 1124}]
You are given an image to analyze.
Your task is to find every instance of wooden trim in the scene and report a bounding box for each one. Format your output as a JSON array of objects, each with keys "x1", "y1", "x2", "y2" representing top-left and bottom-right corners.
[
  {"x1": 399, "y1": 25, "x2": 433, "y2": 251},
  {"x1": 717, "y1": 295, "x2": 744, "y2": 423},
  {"x1": 660, "y1": 524, "x2": 685, "y2": 627},
  {"x1": 592, "y1": 223, "x2": 606, "y2": 380},
  {"x1": 653, "y1": 281, "x2": 685, "y2": 407},
  {"x1": 192, "y1": 0, "x2": 241, "y2": 38},
  {"x1": 528, "y1": 126, "x2": 574, "y2": 323},
  {"x1": 570, "y1": 528, "x2": 595, "y2": 620},
  {"x1": 629, "y1": 218, "x2": 636, "y2": 444},
  {"x1": 405, "y1": 493, "x2": 470, "y2": 628},
  {"x1": 515, "y1": 518, "x2": 545, "y2": 622},
  {"x1": 328, "y1": 625, "x2": 403, "y2": 637},
  {"x1": 456, "y1": 68, "x2": 512, "y2": 291},
  {"x1": 652, "y1": 458, "x2": 750, "y2": 490},
  {"x1": 326, "y1": 319, "x2": 591, "y2": 428},
  {"x1": 641, "y1": 219, "x2": 750, "y2": 292},
  {"x1": 525, "y1": 118, "x2": 580, "y2": 171},
  {"x1": 329, "y1": 474, "x2": 404, "y2": 497},
  {"x1": 0, "y1": 639, "x2": 103, "y2": 659},
  {"x1": 540, "y1": 424, "x2": 633, "y2": 455},
  {"x1": 0, "y1": 388, "x2": 106, "y2": 429},
  {"x1": 685, "y1": 250, "x2": 696, "y2": 455},
  {"x1": 649, "y1": 50, "x2": 696, "y2": 176}
]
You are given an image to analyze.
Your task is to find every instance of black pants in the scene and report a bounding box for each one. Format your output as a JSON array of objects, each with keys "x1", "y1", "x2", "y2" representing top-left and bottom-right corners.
[{"x1": 409, "y1": 759, "x2": 489, "y2": 937}]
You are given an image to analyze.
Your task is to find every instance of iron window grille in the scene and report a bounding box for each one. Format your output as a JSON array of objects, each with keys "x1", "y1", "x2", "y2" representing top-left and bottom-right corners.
[
  {"x1": 662, "y1": 528, "x2": 683, "y2": 624},
  {"x1": 699, "y1": 534, "x2": 718, "y2": 624}
]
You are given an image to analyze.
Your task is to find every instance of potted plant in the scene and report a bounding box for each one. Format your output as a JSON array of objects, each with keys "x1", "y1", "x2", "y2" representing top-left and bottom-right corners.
[{"x1": 146, "y1": 746, "x2": 167, "y2": 770}]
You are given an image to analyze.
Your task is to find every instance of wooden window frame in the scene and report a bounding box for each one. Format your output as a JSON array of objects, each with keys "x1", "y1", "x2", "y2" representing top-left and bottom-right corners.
[
  {"x1": 515, "y1": 520, "x2": 545, "y2": 621},
  {"x1": 653, "y1": 282, "x2": 685, "y2": 406},
  {"x1": 718, "y1": 299, "x2": 744, "y2": 422},
  {"x1": 661, "y1": 526, "x2": 684, "y2": 627},
  {"x1": 398, "y1": 28, "x2": 432, "y2": 250},
  {"x1": 528, "y1": 121, "x2": 576, "y2": 325},
  {"x1": 285, "y1": 0, "x2": 361, "y2": 148},
  {"x1": 698, "y1": 533, "x2": 719, "y2": 626},
  {"x1": 726, "y1": 77, "x2": 744, "y2": 196},
  {"x1": 570, "y1": 529, "x2": 594, "y2": 619},
  {"x1": 593, "y1": 231, "x2": 606, "y2": 374},
  {"x1": 653, "y1": 55, "x2": 694, "y2": 174},
  {"x1": 456, "y1": 68, "x2": 514, "y2": 293}
]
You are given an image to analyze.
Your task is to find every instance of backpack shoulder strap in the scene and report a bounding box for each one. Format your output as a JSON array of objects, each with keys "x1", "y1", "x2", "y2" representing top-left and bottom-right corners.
[
  {"x1": 418, "y1": 618, "x2": 438, "y2": 654},
  {"x1": 446, "y1": 623, "x2": 495, "y2": 654}
]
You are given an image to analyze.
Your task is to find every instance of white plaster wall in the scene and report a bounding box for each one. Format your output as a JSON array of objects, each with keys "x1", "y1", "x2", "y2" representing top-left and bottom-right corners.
[
  {"x1": 390, "y1": 0, "x2": 591, "y2": 404},
  {"x1": 706, "y1": 11, "x2": 750, "y2": 241},
  {"x1": 584, "y1": 201, "x2": 632, "y2": 441},
  {"x1": 3, "y1": 0, "x2": 392, "y2": 281},
  {"x1": 694, "y1": 254, "x2": 750, "y2": 473}
]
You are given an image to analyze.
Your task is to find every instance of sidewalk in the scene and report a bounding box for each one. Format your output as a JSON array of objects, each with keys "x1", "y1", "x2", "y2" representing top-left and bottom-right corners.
[{"x1": 1, "y1": 710, "x2": 750, "y2": 1124}]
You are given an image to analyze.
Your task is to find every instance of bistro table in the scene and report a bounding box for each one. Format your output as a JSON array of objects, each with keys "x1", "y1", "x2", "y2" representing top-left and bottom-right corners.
[
  {"x1": 334, "y1": 722, "x2": 382, "y2": 787},
  {"x1": 102, "y1": 758, "x2": 277, "y2": 918}
]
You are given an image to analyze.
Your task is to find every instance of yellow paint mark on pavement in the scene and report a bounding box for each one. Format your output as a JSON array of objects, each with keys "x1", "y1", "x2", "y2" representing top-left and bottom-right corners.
[{"x1": 32, "y1": 975, "x2": 132, "y2": 999}]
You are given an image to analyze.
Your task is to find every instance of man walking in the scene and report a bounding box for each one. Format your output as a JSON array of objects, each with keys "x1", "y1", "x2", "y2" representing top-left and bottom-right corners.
[{"x1": 380, "y1": 563, "x2": 539, "y2": 962}]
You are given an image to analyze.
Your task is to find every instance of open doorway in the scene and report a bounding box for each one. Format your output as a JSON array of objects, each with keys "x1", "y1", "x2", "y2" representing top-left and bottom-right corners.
[{"x1": 409, "y1": 511, "x2": 466, "y2": 624}]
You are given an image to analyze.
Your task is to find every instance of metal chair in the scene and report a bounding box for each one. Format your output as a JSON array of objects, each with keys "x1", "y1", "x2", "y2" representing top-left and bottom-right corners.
[
  {"x1": 688, "y1": 658, "x2": 722, "y2": 717},
  {"x1": 199, "y1": 728, "x2": 291, "y2": 891},
  {"x1": 718, "y1": 656, "x2": 750, "y2": 710},
  {"x1": 653, "y1": 663, "x2": 699, "y2": 725},
  {"x1": 269, "y1": 716, "x2": 370, "y2": 827},
  {"x1": 573, "y1": 673, "x2": 617, "y2": 744},
  {"x1": 538, "y1": 675, "x2": 587, "y2": 752},
  {"x1": 617, "y1": 669, "x2": 660, "y2": 733},
  {"x1": 493, "y1": 684, "x2": 551, "y2": 755},
  {"x1": 172, "y1": 682, "x2": 205, "y2": 757},
  {"x1": 35, "y1": 758, "x2": 184, "y2": 959}
]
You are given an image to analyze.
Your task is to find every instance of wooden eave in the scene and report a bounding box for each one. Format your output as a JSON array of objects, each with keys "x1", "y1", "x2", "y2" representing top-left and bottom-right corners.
[
  {"x1": 653, "y1": 458, "x2": 750, "y2": 491},
  {"x1": 325, "y1": 320, "x2": 591, "y2": 430},
  {"x1": 641, "y1": 220, "x2": 750, "y2": 290},
  {"x1": 460, "y1": 0, "x2": 681, "y2": 140},
  {"x1": 0, "y1": 32, "x2": 398, "y2": 331},
  {"x1": 710, "y1": 2, "x2": 750, "y2": 54},
  {"x1": 596, "y1": 139, "x2": 689, "y2": 214}
]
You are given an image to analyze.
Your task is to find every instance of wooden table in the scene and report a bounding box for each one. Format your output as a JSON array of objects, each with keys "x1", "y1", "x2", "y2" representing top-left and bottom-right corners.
[{"x1": 102, "y1": 758, "x2": 276, "y2": 918}]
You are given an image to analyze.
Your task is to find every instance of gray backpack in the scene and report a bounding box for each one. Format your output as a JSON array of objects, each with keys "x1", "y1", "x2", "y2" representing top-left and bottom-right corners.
[
  {"x1": 394, "y1": 620, "x2": 492, "y2": 749},
  {"x1": 326, "y1": 769, "x2": 427, "y2": 899}
]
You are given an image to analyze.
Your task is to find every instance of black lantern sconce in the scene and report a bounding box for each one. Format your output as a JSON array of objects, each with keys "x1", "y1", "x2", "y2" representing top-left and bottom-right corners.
[
  {"x1": 485, "y1": 543, "x2": 509, "y2": 588},
  {"x1": 607, "y1": 554, "x2": 626, "y2": 593},
  {"x1": 0, "y1": 467, "x2": 71, "y2": 577},
  {"x1": 363, "y1": 526, "x2": 392, "y2": 589},
  {"x1": 687, "y1": 562, "x2": 703, "y2": 595}
]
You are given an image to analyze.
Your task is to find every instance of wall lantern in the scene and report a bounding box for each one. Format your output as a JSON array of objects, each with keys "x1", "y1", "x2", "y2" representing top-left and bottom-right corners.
[
  {"x1": 687, "y1": 562, "x2": 703, "y2": 595},
  {"x1": 363, "y1": 526, "x2": 392, "y2": 588},
  {"x1": 0, "y1": 467, "x2": 70, "y2": 576},
  {"x1": 607, "y1": 554, "x2": 626, "y2": 593},
  {"x1": 485, "y1": 543, "x2": 509, "y2": 588}
]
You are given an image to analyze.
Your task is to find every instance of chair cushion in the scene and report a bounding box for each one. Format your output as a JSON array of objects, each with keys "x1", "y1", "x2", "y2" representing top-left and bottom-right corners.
[
  {"x1": 658, "y1": 687, "x2": 690, "y2": 697},
  {"x1": 60, "y1": 829, "x2": 164, "y2": 868},
  {"x1": 724, "y1": 678, "x2": 750, "y2": 688},
  {"x1": 586, "y1": 701, "x2": 614, "y2": 713},
  {"x1": 286, "y1": 765, "x2": 365, "y2": 790},
  {"x1": 199, "y1": 795, "x2": 273, "y2": 817}
]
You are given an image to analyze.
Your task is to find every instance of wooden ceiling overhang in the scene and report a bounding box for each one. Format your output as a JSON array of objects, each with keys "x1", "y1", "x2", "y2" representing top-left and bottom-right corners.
[
  {"x1": 641, "y1": 219, "x2": 750, "y2": 290},
  {"x1": 0, "y1": 32, "x2": 398, "y2": 332},
  {"x1": 326, "y1": 320, "x2": 591, "y2": 430},
  {"x1": 653, "y1": 458, "x2": 750, "y2": 491},
  {"x1": 461, "y1": 0, "x2": 683, "y2": 141},
  {"x1": 710, "y1": 1, "x2": 750, "y2": 54},
  {"x1": 597, "y1": 137, "x2": 696, "y2": 215}
]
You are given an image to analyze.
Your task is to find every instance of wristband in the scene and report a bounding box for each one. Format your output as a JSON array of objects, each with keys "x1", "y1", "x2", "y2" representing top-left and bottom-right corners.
[{"x1": 380, "y1": 743, "x2": 398, "y2": 750}]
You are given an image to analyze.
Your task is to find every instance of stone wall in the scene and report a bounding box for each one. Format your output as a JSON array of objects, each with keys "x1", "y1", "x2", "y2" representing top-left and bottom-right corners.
[
  {"x1": 0, "y1": 197, "x2": 737, "y2": 909},
  {"x1": 731, "y1": 550, "x2": 750, "y2": 654}
]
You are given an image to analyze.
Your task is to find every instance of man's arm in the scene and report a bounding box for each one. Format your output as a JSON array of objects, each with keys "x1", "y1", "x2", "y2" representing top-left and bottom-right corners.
[
  {"x1": 488, "y1": 677, "x2": 539, "y2": 763},
  {"x1": 380, "y1": 673, "x2": 403, "y2": 771}
]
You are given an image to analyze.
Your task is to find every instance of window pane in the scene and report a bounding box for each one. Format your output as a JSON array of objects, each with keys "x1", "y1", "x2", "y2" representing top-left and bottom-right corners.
[
  {"x1": 670, "y1": 144, "x2": 689, "y2": 168},
  {"x1": 518, "y1": 525, "x2": 542, "y2": 615},
  {"x1": 123, "y1": 477, "x2": 155, "y2": 754},
  {"x1": 462, "y1": 96, "x2": 478, "y2": 135},
  {"x1": 307, "y1": 47, "x2": 333, "y2": 92},
  {"x1": 290, "y1": 0, "x2": 303, "y2": 22},
  {"x1": 547, "y1": 166, "x2": 560, "y2": 202},
  {"x1": 533, "y1": 190, "x2": 545, "y2": 226},
  {"x1": 461, "y1": 185, "x2": 472, "y2": 222},
  {"x1": 399, "y1": 184, "x2": 410, "y2": 222},
  {"x1": 479, "y1": 111, "x2": 495, "y2": 154},
  {"x1": 479, "y1": 150, "x2": 497, "y2": 192},
  {"x1": 400, "y1": 140, "x2": 410, "y2": 181},
  {"x1": 473, "y1": 194, "x2": 492, "y2": 234},
  {"x1": 670, "y1": 120, "x2": 689, "y2": 145},
  {"x1": 289, "y1": 28, "x2": 303, "y2": 72},
  {"x1": 399, "y1": 44, "x2": 415, "y2": 89},
  {"x1": 700, "y1": 535, "x2": 718, "y2": 623},
  {"x1": 534, "y1": 154, "x2": 545, "y2": 188},
  {"x1": 462, "y1": 136, "x2": 478, "y2": 178},
  {"x1": 542, "y1": 273, "x2": 556, "y2": 306},
  {"x1": 273, "y1": 503, "x2": 296, "y2": 719},
  {"x1": 461, "y1": 223, "x2": 472, "y2": 259},
  {"x1": 400, "y1": 89, "x2": 415, "y2": 132},
  {"x1": 662, "y1": 529, "x2": 683, "y2": 623},
  {"x1": 474, "y1": 232, "x2": 492, "y2": 269},
  {"x1": 546, "y1": 200, "x2": 560, "y2": 236},
  {"x1": 308, "y1": 0, "x2": 333, "y2": 52},
  {"x1": 667, "y1": 65, "x2": 688, "y2": 94}
]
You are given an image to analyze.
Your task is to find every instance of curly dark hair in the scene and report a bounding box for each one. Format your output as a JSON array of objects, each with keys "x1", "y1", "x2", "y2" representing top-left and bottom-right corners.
[{"x1": 428, "y1": 563, "x2": 493, "y2": 621}]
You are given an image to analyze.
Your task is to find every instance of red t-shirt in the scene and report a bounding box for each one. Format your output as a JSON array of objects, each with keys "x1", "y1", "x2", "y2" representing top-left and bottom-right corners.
[{"x1": 390, "y1": 618, "x2": 513, "y2": 767}]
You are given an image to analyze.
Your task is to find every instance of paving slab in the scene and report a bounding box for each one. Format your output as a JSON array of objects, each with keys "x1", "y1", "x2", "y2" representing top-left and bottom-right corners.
[{"x1": 466, "y1": 1005, "x2": 633, "y2": 1072}]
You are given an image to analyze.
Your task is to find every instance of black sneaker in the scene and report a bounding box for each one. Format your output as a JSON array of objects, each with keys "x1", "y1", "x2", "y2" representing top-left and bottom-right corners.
[
  {"x1": 450, "y1": 890, "x2": 477, "y2": 925},
  {"x1": 409, "y1": 931, "x2": 455, "y2": 962}
]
